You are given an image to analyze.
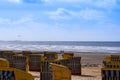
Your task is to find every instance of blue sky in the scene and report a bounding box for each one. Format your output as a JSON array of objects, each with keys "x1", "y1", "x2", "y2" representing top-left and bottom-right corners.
[{"x1": 0, "y1": 0, "x2": 120, "y2": 41}]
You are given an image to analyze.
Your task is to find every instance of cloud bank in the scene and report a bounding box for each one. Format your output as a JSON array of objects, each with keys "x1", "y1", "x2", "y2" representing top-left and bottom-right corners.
[{"x1": 0, "y1": 0, "x2": 120, "y2": 41}]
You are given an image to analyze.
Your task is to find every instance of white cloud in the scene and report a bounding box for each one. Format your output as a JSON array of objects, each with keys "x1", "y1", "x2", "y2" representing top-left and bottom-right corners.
[
  {"x1": 3, "y1": 0, "x2": 42, "y2": 3},
  {"x1": 0, "y1": 15, "x2": 70, "y2": 41},
  {"x1": 93, "y1": 0, "x2": 117, "y2": 9},
  {"x1": 79, "y1": 8, "x2": 106, "y2": 20},
  {"x1": 46, "y1": 8, "x2": 106, "y2": 21},
  {"x1": 7, "y1": 0, "x2": 21, "y2": 3},
  {"x1": 46, "y1": 8, "x2": 73, "y2": 19},
  {"x1": 0, "y1": 15, "x2": 119, "y2": 41},
  {"x1": 0, "y1": 15, "x2": 35, "y2": 28},
  {"x1": 1, "y1": 0, "x2": 118, "y2": 9},
  {"x1": 43, "y1": 0, "x2": 87, "y2": 3},
  {"x1": 12, "y1": 15, "x2": 34, "y2": 25},
  {"x1": 43, "y1": 0, "x2": 118, "y2": 9}
]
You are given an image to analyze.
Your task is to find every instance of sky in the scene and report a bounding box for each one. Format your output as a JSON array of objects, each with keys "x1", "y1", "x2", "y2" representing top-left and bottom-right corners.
[{"x1": 0, "y1": 0, "x2": 120, "y2": 41}]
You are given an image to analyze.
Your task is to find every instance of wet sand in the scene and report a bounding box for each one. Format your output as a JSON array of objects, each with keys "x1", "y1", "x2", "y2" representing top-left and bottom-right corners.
[{"x1": 30, "y1": 52, "x2": 114, "y2": 80}]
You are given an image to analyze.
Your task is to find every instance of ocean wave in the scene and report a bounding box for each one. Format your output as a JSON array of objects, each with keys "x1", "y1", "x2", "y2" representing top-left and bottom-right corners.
[{"x1": 0, "y1": 43, "x2": 120, "y2": 53}]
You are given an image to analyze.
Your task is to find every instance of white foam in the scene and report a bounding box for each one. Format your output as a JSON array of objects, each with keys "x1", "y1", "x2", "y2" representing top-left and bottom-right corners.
[{"x1": 0, "y1": 43, "x2": 120, "y2": 53}]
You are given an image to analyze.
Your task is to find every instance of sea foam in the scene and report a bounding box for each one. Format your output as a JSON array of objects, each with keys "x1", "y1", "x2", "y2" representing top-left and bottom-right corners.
[{"x1": 0, "y1": 43, "x2": 120, "y2": 53}]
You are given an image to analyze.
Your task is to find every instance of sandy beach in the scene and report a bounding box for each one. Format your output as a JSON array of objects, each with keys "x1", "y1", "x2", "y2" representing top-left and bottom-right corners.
[{"x1": 29, "y1": 52, "x2": 112, "y2": 80}]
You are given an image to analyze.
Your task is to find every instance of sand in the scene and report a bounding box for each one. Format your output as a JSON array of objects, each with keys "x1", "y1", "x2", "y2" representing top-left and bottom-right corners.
[{"x1": 30, "y1": 52, "x2": 113, "y2": 80}]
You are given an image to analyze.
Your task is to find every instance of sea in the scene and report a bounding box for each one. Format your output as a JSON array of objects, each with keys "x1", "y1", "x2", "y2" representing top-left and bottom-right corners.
[{"x1": 0, "y1": 41, "x2": 120, "y2": 53}]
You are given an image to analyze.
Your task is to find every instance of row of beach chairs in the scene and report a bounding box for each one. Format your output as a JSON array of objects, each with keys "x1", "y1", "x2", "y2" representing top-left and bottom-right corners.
[{"x1": 0, "y1": 50, "x2": 81, "y2": 80}]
